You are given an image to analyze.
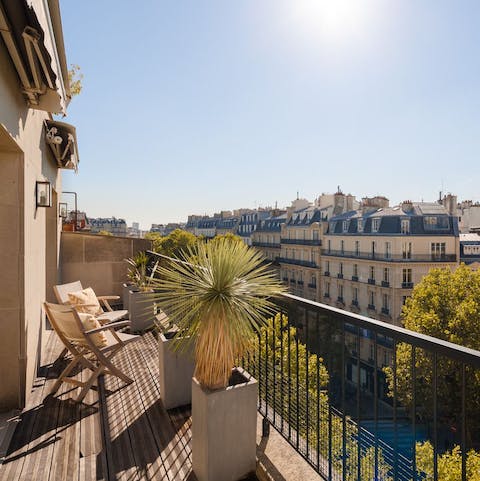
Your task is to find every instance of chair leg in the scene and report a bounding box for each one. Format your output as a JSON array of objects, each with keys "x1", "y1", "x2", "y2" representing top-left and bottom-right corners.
[
  {"x1": 76, "y1": 365, "x2": 105, "y2": 402},
  {"x1": 102, "y1": 356, "x2": 133, "y2": 384},
  {"x1": 50, "y1": 354, "x2": 82, "y2": 395}
]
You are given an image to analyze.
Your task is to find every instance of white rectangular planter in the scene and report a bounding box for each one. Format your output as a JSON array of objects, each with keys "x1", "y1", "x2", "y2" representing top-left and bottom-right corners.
[
  {"x1": 158, "y1": 332, "x2": 195, "y2": 409},
  {"x1": 192, "y1": 367, "x2": 258, "y2": 481},
  {"x1": 128, "y1": 289, "x2": 155, "y2": 332},
  {"x1": 122, "y1": 282, "x2": 136, "y2": 311}
]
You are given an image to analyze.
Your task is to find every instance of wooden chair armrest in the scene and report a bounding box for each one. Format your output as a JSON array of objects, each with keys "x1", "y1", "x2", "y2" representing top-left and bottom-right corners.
[
  {"x1": 84, "y1": 320, "x2": 131, "y2": 335},
  {"x1": 97, "y1": 295, "x2": 120, "y2": 301}
]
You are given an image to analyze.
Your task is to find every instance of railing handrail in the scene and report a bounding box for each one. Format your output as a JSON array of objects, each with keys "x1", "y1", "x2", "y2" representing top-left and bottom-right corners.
[{"x1": 322, "y1": 249, "x2": 457, "y2": 262}]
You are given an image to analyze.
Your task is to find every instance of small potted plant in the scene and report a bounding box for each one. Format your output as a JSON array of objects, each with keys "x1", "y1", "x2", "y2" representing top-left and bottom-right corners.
[
  {"x1": 125, "y1": 252, "x2": 159, "y2": 331},
  {"x1": 150, "y1": 238, "x2": 285, "y2": 481}
]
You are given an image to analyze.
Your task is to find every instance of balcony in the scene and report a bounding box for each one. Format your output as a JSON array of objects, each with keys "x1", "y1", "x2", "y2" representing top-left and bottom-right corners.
[
  {"x1": 367, "y1": 303, "x2": 376, "y2": 310},
  {"x1": 324, "y1": 271, "x2": 330, "y2": 277},
  {"x1": 282, "y1": 276, "x2": 288, "y2": 282},
  {"x1": 381, "y1": 280, "x2": 390, "y2": 287},
  {"x1": 290, "y1": 279, "x2": 296, "y2": 284},
  {"x1": 297, "y1": 280, "x2": 304, "y2": 286},
  {"x1": 307, "y1": 283, "x2": 316, "y2": 289},
  {"x1": 252, "y1": 241, "x2": 280, "y2": 249},
  {"x1": 402, "y1": 282, "x2": 414, "y2": 288},
  {"x1": 351, "y1": 299, "x2": 359, "y2": 307},
  {"x1": 368, "y1": 278, "x2": 376, "y2": 285},
  {"x1": 337, "y1": 273, "x2": 344, "y2": 279},
  {"x1": 381, "y1": 307, "x2": 390, "y2": 316},
  {"x1": 321, "y1": 249, "x2": 457, "y2": 263},
  {"x1": 281, "y1": 238, "x2": 322, "y2": 246},
  {"x1": 277, "y1": 257, "x2": 317, "y2": 268},
  {"x1": 336, "y1": 296, "x2": 344, "y2": 304},
  {"x1": 351, "y1": 275, "x2": 359, "y2": 282}
]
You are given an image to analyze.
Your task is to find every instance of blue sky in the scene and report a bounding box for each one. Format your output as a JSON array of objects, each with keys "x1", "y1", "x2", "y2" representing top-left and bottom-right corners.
[{"x1": 60, "y1": 1, "x2": 480, "y2": 229}]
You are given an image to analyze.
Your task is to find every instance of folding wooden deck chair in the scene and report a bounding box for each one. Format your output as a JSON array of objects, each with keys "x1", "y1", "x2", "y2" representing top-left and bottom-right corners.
[
  {"x1": 54, "y1": 281, "x2": 129, "y2": 324},
  {"x1": 44, "y1": 302, "x2": 140, "y2": 402}
]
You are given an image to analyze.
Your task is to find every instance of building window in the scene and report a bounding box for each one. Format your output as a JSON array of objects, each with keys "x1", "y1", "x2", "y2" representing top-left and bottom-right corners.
[
  {"x1": 326, "y1": 260, "x2": 330, "y2": 273},
  {"x1": 382, "y1": 293, "x2": 389, "y2": 309},
  {"x1": 431, "y1": 242, "x2": 446, "y2": 260},
  {"x1": 313, "y1": 230, "x2": 319, "y2": 240},
  {"x1": 372, "y1": 218, "x2": 380, "y2": 232},
  {"x1": 425, "y1": 216, "x2": 437, "y2": 226},
  {"x1": 328, "y1": 239, "x2": 331, "y2": 253},
  {"x1": 402, "y1": 296, "x2": 408, "y2": 305},
  {"x1": 372, "y1": 241, "x2": 376, "y2": 257},
  {"x1": 311, "y1": 275, "x2": 316, "y2": 287},
  {"x1": 339, "y1": 284, "x2": 344, "y2": 298},
  {"x1": 369, "y1": 266, "x2": 375, "y2": 280},
  {"x1": 401, "y1": 219, "x2": 410, "y2": 234},
  {"x1": 369, "y1": 291, "x2": 375, "y2": 307},
  {"x1": 353, "y1": 264, "x2": 358, "y2": 277},
  {"x1": 339, "y1": 262, "x2": 344, "y2": 275},
  {"x1": 343, "y1": 220, "x2": 349, "y2": 232},
  {"x1": 402, "y1": 242, "x2": 412, "y2": 259},
  {"x1": 383, "y1": 267, "x2": 390, "y2": 283},
  {"x1": 353, "y1": 287, "x2": 358, "y2": 302},
  {"x1": 325, "y1": 282, "x2": 330, "y2": 297},
  {"x1": 341, "y1": 240, "x2": 345, "y2": 254},
  {"x1": 385, "y1": 242, "x2": 391, "y2": 259},
  {"x1": 357, "y1": 219, "x2": 363, "y2": 232},
  {"x1": 355, "y1": 240, "x2": 360, "y2": 256},
  {"x1": 403, "y1": 268, "x2": 412, "y2": 284}
]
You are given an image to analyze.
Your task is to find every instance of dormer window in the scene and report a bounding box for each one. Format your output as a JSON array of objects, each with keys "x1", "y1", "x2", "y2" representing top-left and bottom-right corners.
[
  {"x1": 401, "y1": 219, "x2": 410, "y2": 234},
  {"x1": 343, "y1": 220, "x2": 349, "y2": 232},
  {"x1": 357, "y1": 219, "x2": 363, "y2": 232},
  {"x1": 372, "y1": 218, "x2": 380, "y2": 233}
]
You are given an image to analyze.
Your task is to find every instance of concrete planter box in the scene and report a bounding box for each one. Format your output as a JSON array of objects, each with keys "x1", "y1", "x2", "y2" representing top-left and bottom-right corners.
[
  {"x1": 192, "y1": 367, "x2": 258, "y2": 481},
  {"x1": 122, "y1": 282, "x2": 136, "y2": 311},
  {"x1": 128, "y1": 289, "x2": 155, "y2": 332},
  {"x1": 158, "y1": 331, "x2": 195, "y2": 409}
]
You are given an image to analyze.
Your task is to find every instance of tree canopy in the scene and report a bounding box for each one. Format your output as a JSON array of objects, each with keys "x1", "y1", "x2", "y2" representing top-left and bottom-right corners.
[
  {"x1": 147, "y1": 229, "x2": 198, "y2": 258},
  {"x1": 385, "y1": 264, "x2": 480, "y2": 446}
]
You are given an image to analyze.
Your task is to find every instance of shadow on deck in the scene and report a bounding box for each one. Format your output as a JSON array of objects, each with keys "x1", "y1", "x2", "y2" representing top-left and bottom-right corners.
[{"x1": 0, "y1": 331, "x2": 194, "y2": 481}]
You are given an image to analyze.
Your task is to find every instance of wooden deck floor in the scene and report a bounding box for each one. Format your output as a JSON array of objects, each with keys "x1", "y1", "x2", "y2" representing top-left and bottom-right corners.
[{"x1": 0, "y1": 331, "x2": 194, "y2": 481}]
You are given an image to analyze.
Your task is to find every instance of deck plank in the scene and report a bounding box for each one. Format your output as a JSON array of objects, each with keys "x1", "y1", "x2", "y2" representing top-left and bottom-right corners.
[{"x1": 1, "y1": 331, "x2": 195, "y2": 481}]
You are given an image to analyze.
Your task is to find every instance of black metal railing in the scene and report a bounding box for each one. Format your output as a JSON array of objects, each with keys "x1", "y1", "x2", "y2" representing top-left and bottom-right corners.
[
  {"x1": 322, "y1": 250, "x2": 457, "y2": 263},
  {"x1": 241, "y1": 294, "x2": 480, "y2": 481},
  {"x1": 146, "y1": 251, "x2": 480, "y2": 481},
  {"x1": 281, "y1": 238, "x2": 322, "y2": 246},
  {"x1": 252, "y1": 241, "x2": 281, "y2": 248},
  {"x1": 278, "y1": 257, "x2": 317, "y2": 268}
]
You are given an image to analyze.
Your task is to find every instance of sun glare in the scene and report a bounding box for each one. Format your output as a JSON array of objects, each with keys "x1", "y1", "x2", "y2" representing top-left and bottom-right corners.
[{"x1": 286, "y1": 0, "x2": 372, "y2": 46}]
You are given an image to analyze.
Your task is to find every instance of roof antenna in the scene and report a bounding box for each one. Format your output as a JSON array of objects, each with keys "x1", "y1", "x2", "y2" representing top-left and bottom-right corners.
[{"x1": 296, "y1": 190, "x2": 299, "y2": 200}]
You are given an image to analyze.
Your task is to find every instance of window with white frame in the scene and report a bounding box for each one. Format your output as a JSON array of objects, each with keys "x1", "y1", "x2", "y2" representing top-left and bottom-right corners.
[
  {"x1": 431, "y1": 242, "x2": 446, "y2": 259},
  {"x1": 383, "y1": 267, "x2": 390, "y2": 283},
  {"x1": 343, "y1": 220, "x2": 349, "y2": 232},
  {"x1": 382, "y1": 293, "x2": 389, "y2": 310},
  {"x1": 355, "y1": 240, "x2": 360, "y2": 256},
  {"x1": 369, "y1": 266, "x2": 375, "y2": 280},
  {"x1": 385, "y1": 241, "x2": 391, "y2": 259},
  {"x1": 372, "y1": 218, "x2": 380, "y2": 232},
  {"x1": 402, "y1": 268, "x2": 412, "y2": 284},
  {"x1": 369, "y1": 291, "x2": 375, "y2": 307},
  {"x1": 357, "y1": 219, "x2": 363, "y2": 232},
  {"x1": 353, "y1": 264, "x2": 358, "y2": 277},
  {"x1": 402, "y1": 242, "x2": 412, "y2": 259},
  {"x1": 401, "y1": 219, "x2": 410, "y2": 234}
]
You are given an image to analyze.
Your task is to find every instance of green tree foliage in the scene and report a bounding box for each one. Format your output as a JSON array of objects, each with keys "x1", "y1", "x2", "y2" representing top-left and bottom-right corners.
[
  {"x1": 384, "y1": 264, "x2": 480, "y2": 478},
  {"x1": 247, "y1": 314, "x2": 393, "y2": 480},
  {"x1": 415, "y1": 441, "x2": 480, "y2": 481},
  {"x1": 148, "y1": 229, "x2": 198, "y2": 258},
  {"x1": 209, "y1": 232, "x2": 243, "y2": 245},
  {"x1": 68, "y1": 64, "x2": 83, "y2": 97}
]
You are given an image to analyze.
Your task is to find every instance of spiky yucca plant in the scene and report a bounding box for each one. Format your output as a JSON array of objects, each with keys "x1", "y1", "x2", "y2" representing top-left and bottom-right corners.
[{"x1": 150, "y1": 238, "x2": 286, "y2": 390}]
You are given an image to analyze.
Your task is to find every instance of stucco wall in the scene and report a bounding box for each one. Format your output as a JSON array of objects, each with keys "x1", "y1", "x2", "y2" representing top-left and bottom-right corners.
[
  {"x1": 60, "y1": 232, "x2": 152, "y2": 299},
  {"x1": 0, "y1": 36, "x2": 61, "y2": 409}
]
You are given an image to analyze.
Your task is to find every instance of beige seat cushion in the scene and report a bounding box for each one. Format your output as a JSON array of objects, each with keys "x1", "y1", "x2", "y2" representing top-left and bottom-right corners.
[
  {"x1": 68, "y1": 287, "x2": 103, "y2": 316},
  {"x1": 58, "y1": 311, "x2": 108, "y2": 348}
]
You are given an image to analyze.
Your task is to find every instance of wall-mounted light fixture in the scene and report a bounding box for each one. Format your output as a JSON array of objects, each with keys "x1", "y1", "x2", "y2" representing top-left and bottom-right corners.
[
  {"x1": 59, "y1": 202, "x2": 68, "y2": 218},
  {"x1": 36, "y1": 180, "x2": 51, "y2": 207}
]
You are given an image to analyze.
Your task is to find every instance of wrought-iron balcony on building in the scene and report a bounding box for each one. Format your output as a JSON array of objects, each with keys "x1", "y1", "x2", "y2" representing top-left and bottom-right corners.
[
  {"x1": 351, "y1": 275, "x2": 359, "y2": 282},
  {"x1": 252, "y1": 241, "x2": 280, "y2": 249},
  {"x1": 324, "y1": 271, "x2": 330, "y2": 277},
  {"x1": 280, "y1": 238, "x2": 322, "y2": 246},
  {"x1": 367, "y1": 303, "x2": 376, "y2": 310},
  {"x1": 381, "y1": 307, "x2": 390, "y2": 316},
  {"x1": 307, "y1": 282, "x2": 316, "y2": 289},
  {"x1": 368, "y1": 278, "x2": 376, "y2": 285},
  {"x1": 351, "y1": 299, "x2": 359, "y2": 307},
  {"x1": 297, "y1": 280, "x2": 304, "y2": 286},
  {"x1": 402, "y1": 282, "x2": 414, "y2": 288},
  {"x1": 337, "y1": 273, "x2": 344, "y2": 279},
  {"x1": 277, "y1": 257, "x2": 317, "y2": 268},
  {"x1": 321, "y1": 249, "x2": 457, "y2": 263},
  {"x1": 381, "y1": 280, "x2": 390, "y2": 287}
]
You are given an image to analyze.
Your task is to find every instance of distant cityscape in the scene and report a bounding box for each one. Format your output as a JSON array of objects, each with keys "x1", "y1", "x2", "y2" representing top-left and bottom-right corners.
[{"x1": 63, "y1": 189, "x2": 480, "y2": 333}]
